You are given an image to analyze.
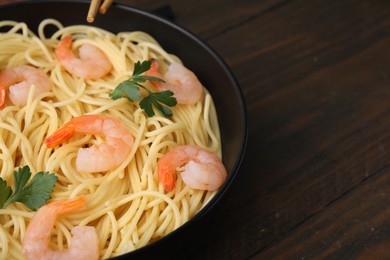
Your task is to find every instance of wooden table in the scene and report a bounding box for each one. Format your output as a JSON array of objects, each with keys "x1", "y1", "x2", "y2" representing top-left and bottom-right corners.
[
  {"x1": 2, "y1": 0, "x2": 390, "y2": 259},
  {"x1": 119, "y1": 0, "x2": 389, "y2": 259}
]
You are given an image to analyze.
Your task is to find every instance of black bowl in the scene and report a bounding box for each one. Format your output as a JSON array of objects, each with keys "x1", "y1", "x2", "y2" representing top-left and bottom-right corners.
[{"x1": 0, "y1": 0, "x2": 247, "y2": 258}]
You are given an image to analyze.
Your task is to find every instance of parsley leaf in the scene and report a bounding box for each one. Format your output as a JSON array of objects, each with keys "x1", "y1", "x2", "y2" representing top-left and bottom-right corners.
[
  {"x1": 109, "y1": 80, "x2": 142, "y2": 102},
  {"x1": 0, "y1": 166, "x2": 58, "y2": 211},
  {"x1": 139, "y1": 95, "x2": 155, "y2": 117},
  {"x1": 152, "y1": 90, "x2": 177, "y2": 107},
  {"x1": 0, "y1": 179, "x2": 12, "y2": 209},
  {"x1": 132, "y1": 60, "x2": 150, "y2": 75},
  {"x1": 109, "y1": 60, "x2": 177, "y2": 117}
]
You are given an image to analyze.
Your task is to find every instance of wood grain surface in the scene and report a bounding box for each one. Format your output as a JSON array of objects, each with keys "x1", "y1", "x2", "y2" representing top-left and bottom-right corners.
[{"x1": 2, "y1": 0, "x2": 390, "y2": 259}]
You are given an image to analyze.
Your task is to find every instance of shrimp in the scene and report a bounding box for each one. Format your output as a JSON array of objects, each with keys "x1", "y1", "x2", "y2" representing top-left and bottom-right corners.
[
  {"x1": 157, "y1": 145, "x2": 227, "y2": 191},
  {"x1": 45, "y1": 115, "x2": 133, "y2": 172},
  {"x1": 0, "y1": 65, "x2": 52, "y2": 109},
  {"x1": 55, "y1": 35, "x2": 112, "y2": 80},
  {"x1": 145, "y1": 60, "x2": 203, "y2": 104},
  {"x1": 22, "y1": 197, "x2": 99, "y2": 260}
]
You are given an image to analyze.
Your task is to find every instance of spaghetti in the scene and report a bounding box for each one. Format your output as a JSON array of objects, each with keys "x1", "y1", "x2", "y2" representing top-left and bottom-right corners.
[{"x1": 0, "y1": 19, "x2": 223, "y2": 259}]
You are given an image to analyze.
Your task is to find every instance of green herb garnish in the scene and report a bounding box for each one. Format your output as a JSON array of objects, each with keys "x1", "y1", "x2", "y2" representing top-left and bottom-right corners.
[
  {"x1": 109, "y1": 60, "x2": 177, "y2": 117},
  {"x1": 0, "y1": 166, "x2": 58, "y2": 211}
]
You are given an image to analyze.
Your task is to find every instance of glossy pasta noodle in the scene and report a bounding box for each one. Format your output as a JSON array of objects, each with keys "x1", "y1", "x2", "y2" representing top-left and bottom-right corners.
[{"x1": 0, "y1": 19, "x2": 222, "y2": 259}]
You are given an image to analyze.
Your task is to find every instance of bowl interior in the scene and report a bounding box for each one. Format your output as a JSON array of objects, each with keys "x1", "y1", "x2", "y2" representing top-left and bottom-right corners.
[{"x1": 0, "y1": 0, "x2": 247, "y2": 258}]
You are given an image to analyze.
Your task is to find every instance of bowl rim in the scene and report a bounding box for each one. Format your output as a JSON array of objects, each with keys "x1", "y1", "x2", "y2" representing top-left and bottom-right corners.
[{"x1": 0, "y1": 0, "x2": 248, "y2": 257}]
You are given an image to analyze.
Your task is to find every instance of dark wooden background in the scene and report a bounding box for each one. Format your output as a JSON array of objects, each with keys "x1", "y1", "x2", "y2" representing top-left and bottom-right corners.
[{"x1": 2, "y1": 0, "x2": 390, "y2": 259}]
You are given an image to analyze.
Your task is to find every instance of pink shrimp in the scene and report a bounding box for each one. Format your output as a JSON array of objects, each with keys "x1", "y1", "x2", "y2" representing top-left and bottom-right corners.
[
  {"x1": 22, "y1": 197, "x2": 99, "y2": 260},
  {"x1": 0, "y1": 65, "x2": 52, "y2": 109},
  {"x1": 145, "y1": 60, "x2": 203, "y2": 104},
  {"x1": 45, "y1": 115, "x2": 133, "y2": 172},
  {"x1": 55, "y1": 35, "x2": 112, "y2": 80},
  {"x1": 157, "y1": 145, "x2": 227, "y2": 191}
]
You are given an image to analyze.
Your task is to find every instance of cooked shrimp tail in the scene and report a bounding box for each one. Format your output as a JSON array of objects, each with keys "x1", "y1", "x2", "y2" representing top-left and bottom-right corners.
[
  {"x1": 55, "y1": 35, "x2": 73, "y2": 60},
  {"x1": 53, "y1": 196, "x2": 86, "y2": 214},
  {"x1": 147, "y1": 60, "x2": 163, "y2": 83},
  {"x1": 0, "y1": 88, "x2": 6, "y2": 109},
  {"x1": 157, "y1": 145, "x2": 227, "y2": 191},
  {"x1": 45, "y1": 122, "x2": 75, "y2": 148},
  {"x1": 158, "y1": 163, "x2": 176, "y2": 192},
  {"x1": 45, "y1": 115, "x2": 134, "y2": 172},
  {"x1": 22, "y1": 197, "x2": 99, "y2": 260}
]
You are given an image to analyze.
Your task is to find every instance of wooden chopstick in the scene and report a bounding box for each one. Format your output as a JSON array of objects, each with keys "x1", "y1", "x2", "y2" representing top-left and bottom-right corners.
[
  {"x1": 87, "y1": 0, "x2": 113, "y2": 23},
  {"x1": 99, "y1": 0, "x2": 113, "y2": 14},
  {"x1": 87, "y1": 0, "x2": 102, "y2": 23}
]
